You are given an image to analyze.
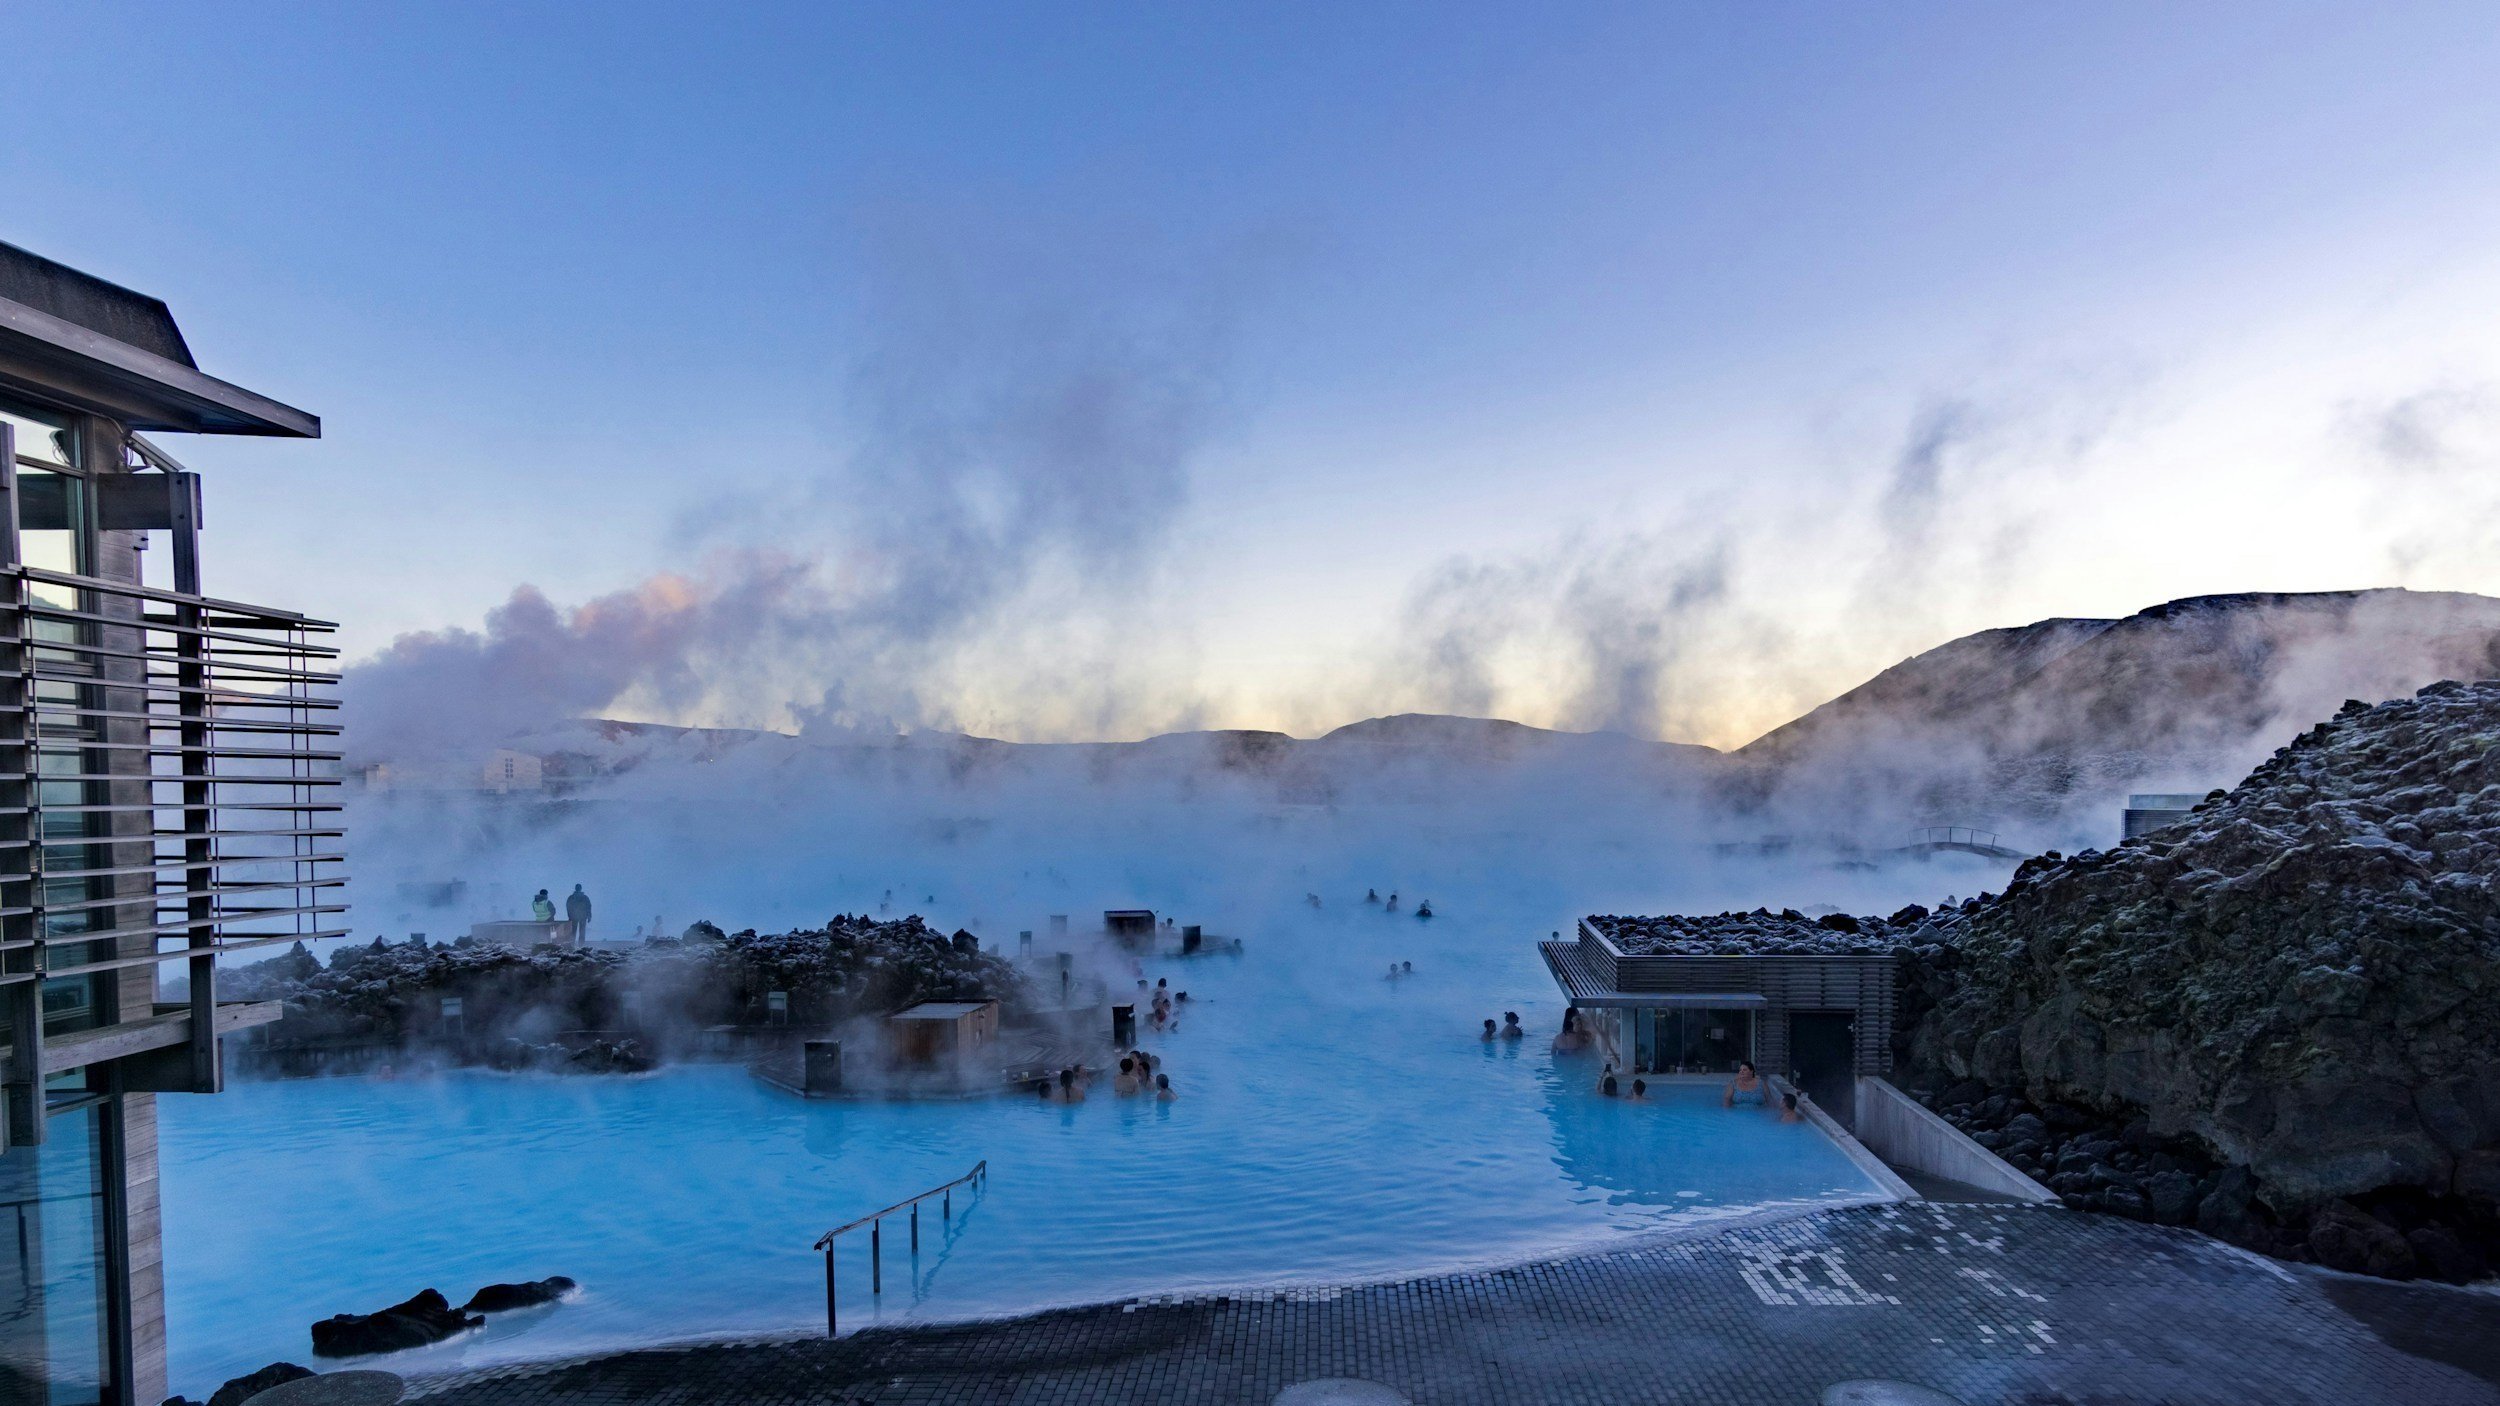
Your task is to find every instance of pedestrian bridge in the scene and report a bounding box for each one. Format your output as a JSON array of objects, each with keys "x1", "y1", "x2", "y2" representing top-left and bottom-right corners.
[{"x1": 1884, "y1": 826, "x2": 2030, "y2": 861}]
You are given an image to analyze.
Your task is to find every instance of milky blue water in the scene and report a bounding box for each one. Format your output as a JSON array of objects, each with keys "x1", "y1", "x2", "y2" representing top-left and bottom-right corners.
[{"x1": 157, "y1": 885, "x2": 1892, "y2": 1394}]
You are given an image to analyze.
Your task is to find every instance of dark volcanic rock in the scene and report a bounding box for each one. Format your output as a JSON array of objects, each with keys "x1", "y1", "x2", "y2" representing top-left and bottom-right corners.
[
  {"x1": 1587, "y1": 910, "x2": 1910, "y2": 957},
  {"x1": 310, "y1": 1288, "x2": 481, "y2": 1357},
  {"x1": 224, "y1": 912, "x2": 1023, "y2": 1070},
  {"x1": 2147, "y1": 1170, "x2": 2203, "y2": 1226},
  {"x1": 1906, "y1": 681, "x2": 2500, "y2": 1215},
  {"x1": 462, "y1": 1276, "x2": 577, "y2": 1313},
  {"x1": 2308, "y1": 1202, "x2": 2418, "y2": 1280},
  {"x1": 2407, "y1": 1225, "x2": 2491, "y2": 1284},
  {"x1": 170, "y1": 1361, "x2": 314, "y2": 1406}
]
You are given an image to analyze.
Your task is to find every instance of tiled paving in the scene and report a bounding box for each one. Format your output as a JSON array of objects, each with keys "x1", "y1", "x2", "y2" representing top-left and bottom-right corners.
[{"x1": 407, "y1": 1203, "x2": 2500, "y2": 1405}]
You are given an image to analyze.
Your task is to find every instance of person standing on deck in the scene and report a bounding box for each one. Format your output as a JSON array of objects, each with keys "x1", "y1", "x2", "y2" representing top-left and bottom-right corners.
[
  {"x1": 567, "y1": 884, "x2": 593, "y2": 943},
  {"x1": 531, "y1": 889, "x2": 556, "y2": 922}
]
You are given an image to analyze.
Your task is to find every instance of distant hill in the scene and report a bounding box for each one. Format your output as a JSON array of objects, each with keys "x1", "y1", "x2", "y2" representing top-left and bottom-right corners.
[
  {"x1": 404, "y1": 588, "x2": 2500, "y2": 840},
  {"x1": 1736, "y1": 588, "x2": 2500, "y2": 826}
]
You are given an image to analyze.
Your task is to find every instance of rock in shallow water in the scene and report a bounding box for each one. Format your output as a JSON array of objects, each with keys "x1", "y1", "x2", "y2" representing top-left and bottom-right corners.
[
  {"x1": 461, "y1": 1277, "x2": 577, "y2": 1313},
  {"x1": 310, "y1": 1289, "x2": 481, "y2": 1358}
]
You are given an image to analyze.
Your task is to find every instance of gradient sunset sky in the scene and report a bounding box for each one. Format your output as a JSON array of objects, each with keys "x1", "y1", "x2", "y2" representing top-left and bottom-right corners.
[{"x1": 8, "y1": 2, "x2": 2499, "y2": 746}]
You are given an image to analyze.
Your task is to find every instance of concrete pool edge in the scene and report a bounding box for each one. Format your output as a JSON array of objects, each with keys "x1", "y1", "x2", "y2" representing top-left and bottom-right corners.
[
  {"x1": 395, "y1": 1203, "x2": 2500, "y2": 1406},
  {"x1": 391, "y1": 1194, "x2": 1916, "y2": 1393},
  {"x1": 1772, "y1": 1074, "x2": 1919, "y2": 1202}
]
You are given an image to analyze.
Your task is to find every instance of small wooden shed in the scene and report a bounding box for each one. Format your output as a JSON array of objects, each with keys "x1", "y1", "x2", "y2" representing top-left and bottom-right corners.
[{"x1": 884, "y1": 1000, "x2": 1002, "y2": 1066}]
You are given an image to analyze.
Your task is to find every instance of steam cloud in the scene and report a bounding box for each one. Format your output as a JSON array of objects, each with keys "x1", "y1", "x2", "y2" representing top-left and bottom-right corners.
[{"x1": 345, "y1": 233, "x2": 1237, "y2": 764}]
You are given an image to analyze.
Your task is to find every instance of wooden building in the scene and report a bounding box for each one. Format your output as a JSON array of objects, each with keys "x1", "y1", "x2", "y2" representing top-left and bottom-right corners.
[{"x1": 883, "y1": 1000, "x2": 1001, "y2": 1067}]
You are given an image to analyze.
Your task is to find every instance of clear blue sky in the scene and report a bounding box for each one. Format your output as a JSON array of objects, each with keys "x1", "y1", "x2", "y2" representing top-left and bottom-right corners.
[{"x1": 8, "y1": 2, "x2": 2500, "y2": 744}]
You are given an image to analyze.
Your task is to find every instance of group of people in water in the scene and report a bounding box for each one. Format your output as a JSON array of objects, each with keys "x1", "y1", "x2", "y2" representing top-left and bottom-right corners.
[
  {"x1": 1361, "y1": 889, "x2": 1432, "y2": 919},
  {"x1": 1538, "y1": 1010, "x2": 1804, "y2": 1120},
  {"x1": 1583, "y1": 1058, "x2": 1801, "y2": 1120},
  {"x1": 1136, "y1": 976, "x2": 1190, "y2": 1030},
  {"x1": 1038, "y1": 972, "x2": 1189, "y2": 1104},
  {"x1": 1041, "y1": 1048, "x2": 1177, "y2": 1103}
]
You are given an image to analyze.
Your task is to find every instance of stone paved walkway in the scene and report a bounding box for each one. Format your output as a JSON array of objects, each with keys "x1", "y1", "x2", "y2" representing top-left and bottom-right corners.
[{"x1": 406, "y1": 1203, "x2": 2500, "y2": 1405}]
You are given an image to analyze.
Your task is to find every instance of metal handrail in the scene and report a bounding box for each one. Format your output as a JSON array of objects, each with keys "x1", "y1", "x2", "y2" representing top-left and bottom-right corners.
[{"x1": 814, "y1": 1160, "x2": 987, "y2": 1335}]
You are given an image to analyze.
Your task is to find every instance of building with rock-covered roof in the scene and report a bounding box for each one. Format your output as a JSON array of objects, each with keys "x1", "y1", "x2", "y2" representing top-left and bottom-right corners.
[{"x1": 1539, "y1": 909, "x2": 1907, "y2": 1115}]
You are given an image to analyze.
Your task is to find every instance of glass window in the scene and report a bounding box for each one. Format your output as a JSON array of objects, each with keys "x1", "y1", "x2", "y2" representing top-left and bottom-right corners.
[
  {"x1": 17, "y1": 470, "x2": 85, "y2": 579},
  {"x1": 0, "y1": 399, "x2": 76, "y2": 470},
  {"x1": 1658, "y1": 1008, "x2": 1755, "y2": 1073},
  {"x1": 0, "y1": 1100, "x2": 116, "y2": 1406}
]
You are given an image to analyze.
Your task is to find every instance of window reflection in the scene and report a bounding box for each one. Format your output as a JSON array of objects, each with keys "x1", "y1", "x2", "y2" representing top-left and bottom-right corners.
[
  {"x1": 0, "y1": 1101, "x2": 113, "y2": 1406},
  {"x1": 0, "y1": 400, "x2": 75, "y2": 469}
]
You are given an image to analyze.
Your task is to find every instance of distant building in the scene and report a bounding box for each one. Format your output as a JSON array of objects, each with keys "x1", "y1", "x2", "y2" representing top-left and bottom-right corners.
[
  {"x1": 2123, "y1": 793, "x2": 2205, "y2": 839},
  {"x1": 0, "y1": 240, "x2": 336, "y2": 1404},
  {"x1": 482, "y1": 748, "x2": 545, "y2": 794}
]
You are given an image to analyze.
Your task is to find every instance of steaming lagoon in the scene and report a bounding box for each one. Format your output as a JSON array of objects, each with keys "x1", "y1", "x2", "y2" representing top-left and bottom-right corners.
[{"x1": 159, "y1": 843, "x2": 1907, "y2": 1394}]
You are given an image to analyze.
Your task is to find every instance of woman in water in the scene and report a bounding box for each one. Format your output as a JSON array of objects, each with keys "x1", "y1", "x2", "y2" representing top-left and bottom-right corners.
[
  {"x1": 1058, "y1": 1067, "x2": 1085, "y2": 1103},
  {"x1": 1482, "y1": 1018, "x2": 1499, "y2": 1041},
  {"x1": 1600, "y1": 1074, "x2": 1619, "y2": 1097},
  {"x1": 1724, "y1": 1060, "x2": 1769, "y2": 1110},
  {"x1": 1500, "y1": 1012, "x2": 1524, "y2": 1039},
  {"x1": 1114, "y1": 1056, "x2": 1140, "y2": 1096},
  {"x1": 1155, "y1": 1073, "x2": 1176, "y2": 1101},
  {"x1": 1554, "y1": 1008, "x2": 1587, "y2": 1052}
]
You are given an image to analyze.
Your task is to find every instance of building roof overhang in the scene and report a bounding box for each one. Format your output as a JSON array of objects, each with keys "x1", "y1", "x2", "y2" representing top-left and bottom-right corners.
[
  {"x1": 0, "y1": 293, "x2": 318, "y2": 438},
  {"x1": 1538, "y1": 941, "x2": 1770, "y2": 1009},
  {"x1": 889, "y1": 1000, "x2": 998, "y2": 1020}
]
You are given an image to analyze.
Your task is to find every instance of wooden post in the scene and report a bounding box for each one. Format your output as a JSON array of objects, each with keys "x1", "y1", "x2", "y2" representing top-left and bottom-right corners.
[
  {"x1": 170, "y1": 471, "x2": 218, "y2": 1091},
  {"x1": 824, "y1": 1247, "x2": 837, "y2": 1337},
  {"x1": 0, "y1": 425, "x2": 41, "y2": 1147}
]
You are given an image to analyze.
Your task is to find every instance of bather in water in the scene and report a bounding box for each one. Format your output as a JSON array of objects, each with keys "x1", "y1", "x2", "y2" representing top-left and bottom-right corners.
[
  {"x1": 1723, "y1": 1061, "x2": 1768, "y2": 1110},
  {"x1": 1499, "y1": 1012, "x2": 1524, "y2": 1039},
  {"x1": 1554, "y1": 1008, "x2": 1588, "y2": 1052}
]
